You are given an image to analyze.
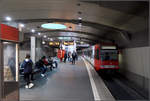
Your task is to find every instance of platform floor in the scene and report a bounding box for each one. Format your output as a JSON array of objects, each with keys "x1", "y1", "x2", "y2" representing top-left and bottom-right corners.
[{"x1": 20, "y1": 58, "x2": 114, "y2": 101}]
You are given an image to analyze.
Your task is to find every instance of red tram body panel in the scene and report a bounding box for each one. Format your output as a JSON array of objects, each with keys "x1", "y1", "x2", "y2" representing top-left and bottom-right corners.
[{"x1": 94, "y1": 44, "x2": 101, "y2": 71}]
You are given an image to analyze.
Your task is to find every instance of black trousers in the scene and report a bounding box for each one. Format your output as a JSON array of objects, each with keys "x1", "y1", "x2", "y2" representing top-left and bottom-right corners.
[
  {"x1": 72, "y1": 58, "x2": 76, "y2": 64},
  {"x1": 40, "y1": 67, "x2": 47, "y2": 74},
  {"x1": 64, "y1": 57, "x2": 67, "y2": 63},
  {"x1": 24, "y1": 72, "x2": 34, "y2": 85}
]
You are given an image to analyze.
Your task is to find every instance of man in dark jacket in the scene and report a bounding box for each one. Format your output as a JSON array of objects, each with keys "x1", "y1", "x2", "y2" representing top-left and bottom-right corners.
[
  {"x1": 21, "y1": 54, "x2": 34, "y2": 89},
  {"x1": 72, "y1": 51, "x2": 77, "y2": 65},
  {"x1": 64, "y1": 52, "x2": 67, "y2": 63}
]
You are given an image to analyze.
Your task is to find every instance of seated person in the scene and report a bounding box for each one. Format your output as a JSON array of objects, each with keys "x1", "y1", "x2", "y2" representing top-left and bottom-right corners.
[{"x1": 35, "y1": 58, "x2": 47, "y2": 77}]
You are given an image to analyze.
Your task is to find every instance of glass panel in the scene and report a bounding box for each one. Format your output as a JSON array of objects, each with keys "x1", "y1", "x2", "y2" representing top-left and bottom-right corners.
[
  {"x1": 100, "y1": 50, "x2": 118, "y2": 61},
  {"x1": 3, "y1": 42, "x2": 16, "y2": 81}
]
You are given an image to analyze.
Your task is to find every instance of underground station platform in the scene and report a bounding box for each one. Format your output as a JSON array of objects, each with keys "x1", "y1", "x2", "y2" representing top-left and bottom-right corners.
[
  {"x1": 0, "y1": 1, "x2": 149, "y2": 101},
  {"x1": 18, "y1": 57, "x2": 147, "y2": 101}
]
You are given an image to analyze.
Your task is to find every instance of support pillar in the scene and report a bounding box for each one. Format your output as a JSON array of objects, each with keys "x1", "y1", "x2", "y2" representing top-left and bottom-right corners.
[{"x1": 31, "y1": 36, "x2": 36, "y2": 63}]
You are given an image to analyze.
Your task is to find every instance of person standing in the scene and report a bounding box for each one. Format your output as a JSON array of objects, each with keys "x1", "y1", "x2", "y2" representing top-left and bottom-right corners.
[
  {"x1": 68, "y1": 52, "x2": 70, "y2": 62},
  {"x1": 72, "y1": 51, "x2": 76, "y2": 65},
  {"x1": 64, "y1": 52, "x2": 67, "y2": 63},
  {"x1": 21, "y1": 54, "x2": 34, "y2": 89}
]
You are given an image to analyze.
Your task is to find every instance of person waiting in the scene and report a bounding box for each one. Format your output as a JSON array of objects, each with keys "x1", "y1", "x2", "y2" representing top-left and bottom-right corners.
[
  {"x1": 64, "y1": 52, "x2": 67, "y2": 63},
  {"x1": 35, "y1": 58, "x2": 47, "y2": 77},
  {"x1": 72, "y1": 51, "x2": 77, "y2": 65},
  {"x1": 21, "y1": 54, "x2": 34, "y2": 89}
]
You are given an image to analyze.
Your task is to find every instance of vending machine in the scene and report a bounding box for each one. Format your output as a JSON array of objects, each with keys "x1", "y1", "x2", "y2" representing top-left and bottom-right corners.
[{"x1": 0, "y1": 24, "x2": 19, "y2": 101}]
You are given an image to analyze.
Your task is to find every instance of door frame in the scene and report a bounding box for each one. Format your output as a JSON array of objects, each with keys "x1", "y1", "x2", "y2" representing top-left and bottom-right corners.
[
  {"x1": 0, "y1": 40, "x2": 4, "y2": 100},
  {"x1": 0, "y1": 40, "x2": 19, "y2": 101}
]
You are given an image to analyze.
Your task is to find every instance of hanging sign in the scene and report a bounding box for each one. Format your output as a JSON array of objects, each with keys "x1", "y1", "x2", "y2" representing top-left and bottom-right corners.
[
  {"x1": 0, "y1": 24, "x2": 19, "y2": 42},
  {"x1": 49, "y1": 42, "x2": 60, "y2": 46},
  {"x1": 63, "y1": 41, "x2": 74, "y2": 45}
]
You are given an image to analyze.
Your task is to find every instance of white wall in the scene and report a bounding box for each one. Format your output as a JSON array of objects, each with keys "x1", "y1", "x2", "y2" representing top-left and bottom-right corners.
[
  {"x1": 35, "y1": 48, "x2": 46, "y2": 61},
  {"x1": 121, "y1": 46, "x2": 150, "y2": 79},
  {"x1": 120, "y1": 46, "x2": 150, "y2": 94}
]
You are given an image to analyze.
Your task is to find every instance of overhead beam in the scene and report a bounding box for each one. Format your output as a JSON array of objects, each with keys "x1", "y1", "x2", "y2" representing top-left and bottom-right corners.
[
  {"x1": 13, "y1": 18, "x2": 131, "y2": 35},
  {"x1": 26, "y1": 33, "x2": 100, "y2": 44},
  {"x1": 36, "y1": 30, "x2": 112, "y2": 41}
]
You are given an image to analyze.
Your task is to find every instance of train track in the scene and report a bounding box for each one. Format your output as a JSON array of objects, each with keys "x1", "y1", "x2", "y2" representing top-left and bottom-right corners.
[{"x1": 98, "y1": 72, "x2": 147, "y2": 100}]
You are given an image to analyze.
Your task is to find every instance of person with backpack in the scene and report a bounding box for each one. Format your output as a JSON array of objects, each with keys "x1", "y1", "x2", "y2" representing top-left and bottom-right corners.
[{"x1": 21, "y1": 54, "x2": 34, "y2": 89}]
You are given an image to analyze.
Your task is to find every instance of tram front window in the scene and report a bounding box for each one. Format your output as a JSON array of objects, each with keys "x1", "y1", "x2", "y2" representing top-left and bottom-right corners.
[{"x1": 100, "y1": 50, "x2": 118, "y2": 61}]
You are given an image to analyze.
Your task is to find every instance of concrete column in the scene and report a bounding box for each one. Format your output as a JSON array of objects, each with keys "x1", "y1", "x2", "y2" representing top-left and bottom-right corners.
[
  {"x1": 36, "y1": 38, "x2": 42, "y2": 48},
  {"x1": 31, "y1": 36, "x2": 36, "y2": 63},
  {"x1": 35, "y1": 38, "x2": 43, "y2": 61}
]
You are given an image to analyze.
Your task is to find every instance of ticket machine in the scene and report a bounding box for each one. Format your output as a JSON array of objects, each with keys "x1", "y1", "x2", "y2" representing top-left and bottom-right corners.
[{"x1": 0, "y1": 24, "x2": 19, "y2": 101}]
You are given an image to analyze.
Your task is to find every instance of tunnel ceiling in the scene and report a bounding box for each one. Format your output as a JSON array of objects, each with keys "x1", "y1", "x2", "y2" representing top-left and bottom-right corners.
[{"x1": 0, "y1": 0, "x2": 148, "y2": 48}]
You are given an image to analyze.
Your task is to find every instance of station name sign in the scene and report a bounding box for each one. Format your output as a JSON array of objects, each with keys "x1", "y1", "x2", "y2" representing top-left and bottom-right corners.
[{"x1": 0, "y1": 24, "x2": 19, "y2": 42}]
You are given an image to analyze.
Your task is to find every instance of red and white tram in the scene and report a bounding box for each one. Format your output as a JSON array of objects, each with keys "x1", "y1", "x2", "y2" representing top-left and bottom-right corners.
[{"x1": 82, "y1": 43, "x2": 119, "y2": 72}]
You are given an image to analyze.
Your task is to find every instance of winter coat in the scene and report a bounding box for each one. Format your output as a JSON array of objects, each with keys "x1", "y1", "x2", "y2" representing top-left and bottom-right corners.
[{"x1": 21, "y1": 59, "x2": 33, "y2": 73}]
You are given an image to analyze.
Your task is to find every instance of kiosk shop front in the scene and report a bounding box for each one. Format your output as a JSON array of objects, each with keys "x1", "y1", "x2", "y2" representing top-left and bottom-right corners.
[{"x1": 0, "y1": 24, "x2": 19, "y2": 101}]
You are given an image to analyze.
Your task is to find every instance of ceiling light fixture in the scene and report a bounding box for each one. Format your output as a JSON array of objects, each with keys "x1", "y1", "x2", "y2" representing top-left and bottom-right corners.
[
  {"x1": 38, "y1": 32, "x2": 41, "y2": 35},
  {"x1": 80, "y1": 41, "x2": 84, "y2": 44},
  {"x1": 42, "y1": 41, "x2": 46, "y2": 44},
  {"x1": 41, "y1": 23, "x2": 67, "y2": 29},
  {"x1": 20, "y1": 23, "x2": 25, "y2": 28},
  {"x1": 31, "y1": 29, "x2": 35, "y2": 33},
  {"x1": 5, "y1": 16, "x2": 12, "y2": 21},
  {"x1": 78, "y1": 17, "x2": 82, "y2": 20},
  {"x1": 50, "y1": 38, "x2": 53, "y2": 41},
  {"x1": 44, "y1": 35, "x2": 47, "y2": 38}
]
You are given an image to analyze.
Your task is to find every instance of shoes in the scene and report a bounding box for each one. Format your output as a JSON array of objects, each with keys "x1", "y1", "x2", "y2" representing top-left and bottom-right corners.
[
  {"x1": 29, "y1": 83, "x2": 34, "y2": 88},
  {"x1": 25, "y1": 83, "x2": 34, "y2": 89},
  {"x1": 25, "y1": 85, "x2": 29, "y2": 89},
  {"x1": 41, "y1": 74, "x2": 45, "y2": 77}
]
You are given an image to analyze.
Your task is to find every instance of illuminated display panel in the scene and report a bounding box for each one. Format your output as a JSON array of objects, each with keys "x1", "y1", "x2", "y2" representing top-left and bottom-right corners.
[
  {"x1": 101, "y1": 46, "x2": 116, "y2": 49},
  {"x1": 49, "y1": 42, "x2": 60, "y2": 46},
  {"x1": 63, "y1": 41, "x2": 74, "y2": 45}
]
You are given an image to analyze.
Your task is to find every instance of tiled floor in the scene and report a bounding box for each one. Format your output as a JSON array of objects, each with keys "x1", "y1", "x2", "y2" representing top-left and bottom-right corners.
[{"x1": 20, "y1": 58, "x2": 94, "y2": 101}]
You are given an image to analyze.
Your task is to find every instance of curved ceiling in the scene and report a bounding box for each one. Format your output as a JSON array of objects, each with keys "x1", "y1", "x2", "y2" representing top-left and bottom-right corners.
[{"x1": 0, "y1": 0, "x2": 148, "y2": 47}]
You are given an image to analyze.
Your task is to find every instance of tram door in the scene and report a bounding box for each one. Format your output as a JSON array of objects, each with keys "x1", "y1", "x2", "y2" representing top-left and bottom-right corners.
[
  {"x1": 0, "y1": 24, "x2": 19, "y2": 101},
  {"x1": 94, "y1": 45, "x2": 100, "y2": 71}
]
